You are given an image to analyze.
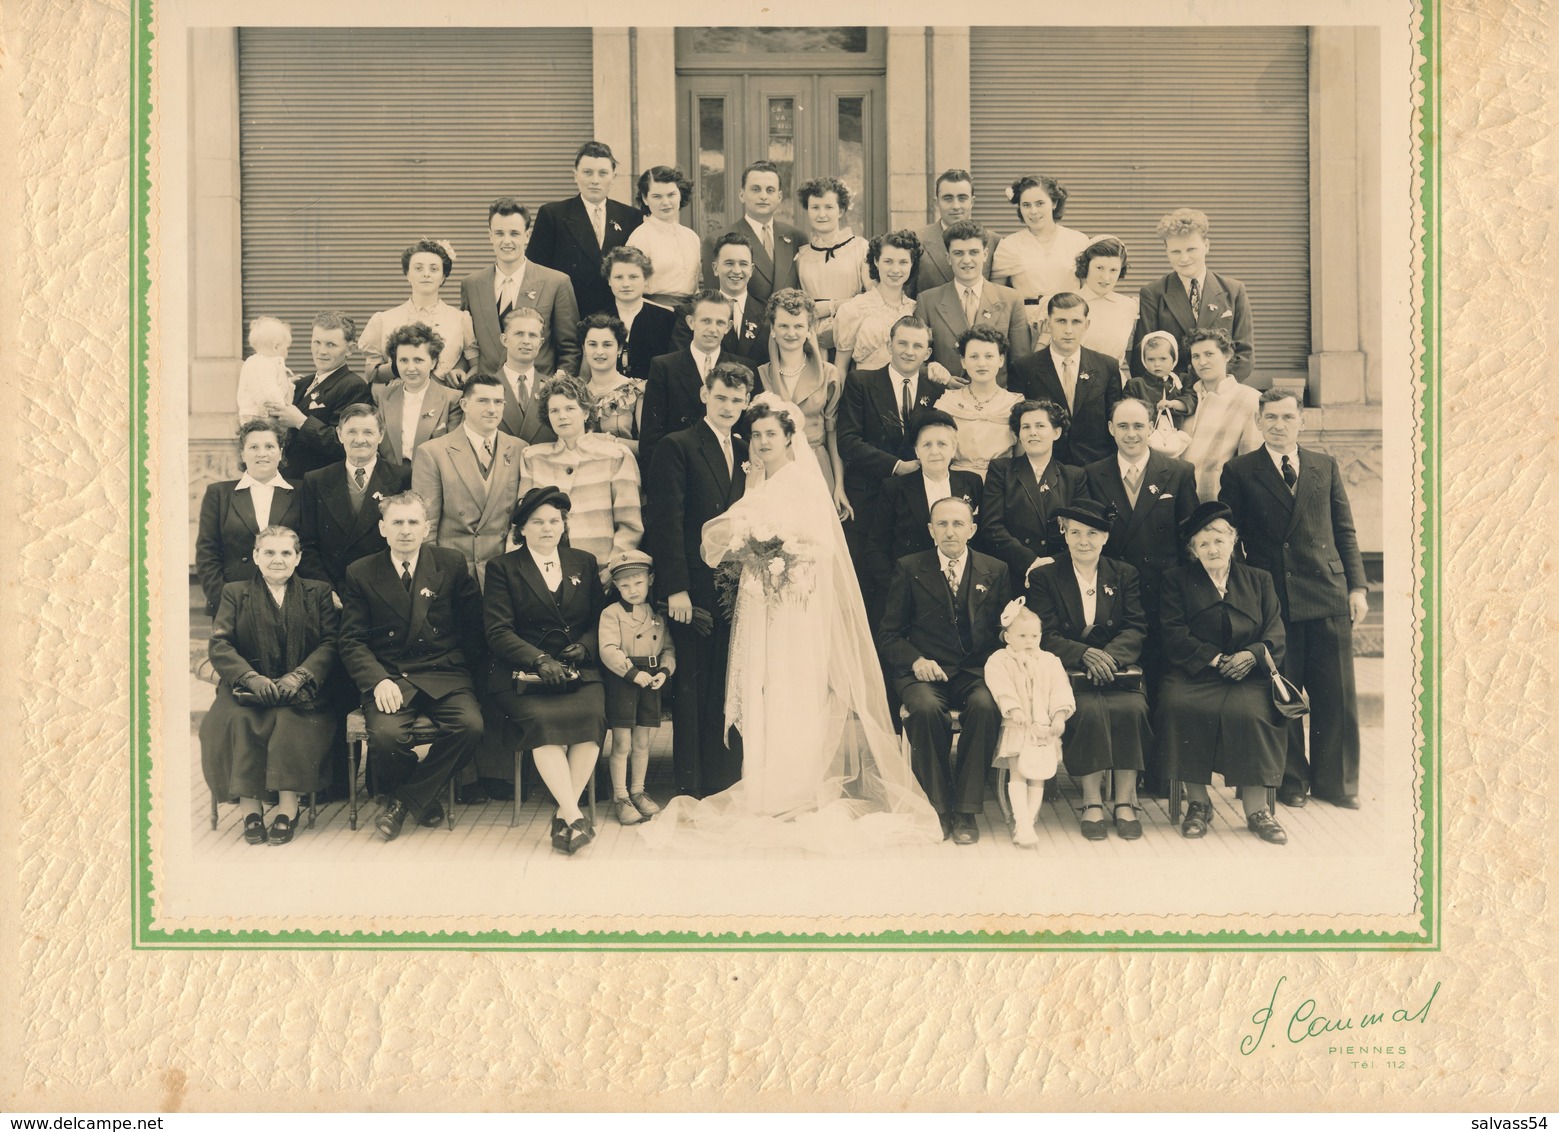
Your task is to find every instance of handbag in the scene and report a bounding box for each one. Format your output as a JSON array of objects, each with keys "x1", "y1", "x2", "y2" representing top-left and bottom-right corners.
[
  {"x1": 1264, "y1": 652, "x2": 1310, "y2": 720},
  {"x1": 1066, "y1": 664, "x2": 1143, "y2": 692},
  {"x1": 513, "y1": 629, "x2": 582, "y2": 695},
  {"x1": 1146, "y1": 400, "x2": 1192, "y2": 456}
]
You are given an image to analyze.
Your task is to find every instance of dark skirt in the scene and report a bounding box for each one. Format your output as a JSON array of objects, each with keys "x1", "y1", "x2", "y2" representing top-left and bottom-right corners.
[
  {"x1": 1155, "y1": 669, "x2": 1285, "y2": 787},
  {"x1": 199, "y1": 683, "x2": 336, "y2": 798},
  {"x1": 1060, "y1": 685, "x2": 1152, "y2": 776},
  {"x1": 495, "y1": 684, "x2": 606, "y2": 748}
]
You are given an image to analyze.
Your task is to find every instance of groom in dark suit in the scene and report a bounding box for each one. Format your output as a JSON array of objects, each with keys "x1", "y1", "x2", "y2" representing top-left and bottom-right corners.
[
  {"x1": 878, "y1": 496, "x2": 1011, "y2": 843},
  {"x1": 338, "y1": 492, "x2": 486, "y2": 840},
  {"x1": 643, "y1": 363, "x2": 753, "y2": 797},
  {"x1": 526, "y1": 141, "x2": 643, "y2": 318}
]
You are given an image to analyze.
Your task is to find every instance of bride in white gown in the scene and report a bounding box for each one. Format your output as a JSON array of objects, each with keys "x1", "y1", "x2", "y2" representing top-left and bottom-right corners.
[{"x1": 640, "y1": 393, "x2": 942, "y2": 851}]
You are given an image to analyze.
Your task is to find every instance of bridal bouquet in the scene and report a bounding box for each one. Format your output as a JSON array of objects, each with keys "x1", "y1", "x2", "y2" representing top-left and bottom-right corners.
[{"x1": 712, "y1": 513, "x2": 818, "y2": 616}]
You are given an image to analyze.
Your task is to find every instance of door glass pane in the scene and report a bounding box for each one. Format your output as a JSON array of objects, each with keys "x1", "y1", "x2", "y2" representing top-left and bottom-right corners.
[
  {"x1": 697, "y1": 97, "x2": 728, "y2": 237},
  {"x1": 836, "y1": 97, "x2": 865, "y2": 228},
  {"x1": 690, "y1": 27, "x2": 867, "y2": 53},
  {"x1": 766, "y1": 97, "x2": 797, "y2": 228}
]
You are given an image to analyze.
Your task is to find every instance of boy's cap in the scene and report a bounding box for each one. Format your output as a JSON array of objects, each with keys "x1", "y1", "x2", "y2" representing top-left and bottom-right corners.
[{"x1": 608, "y1": 550, "x2": 655, "y2": 579}]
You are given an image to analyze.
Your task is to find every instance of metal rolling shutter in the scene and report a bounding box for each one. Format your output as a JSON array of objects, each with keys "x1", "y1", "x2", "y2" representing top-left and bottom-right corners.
[
  {"x1": 238, "y1": 28, "x2": 594, "y2": 374},
  {"x1": 969, "y1": 26, "x2": 1310, "y2": 376}
]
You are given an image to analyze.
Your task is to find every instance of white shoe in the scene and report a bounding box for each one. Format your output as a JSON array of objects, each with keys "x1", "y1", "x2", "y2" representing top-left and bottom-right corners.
[{"x1": 1013, "y1": 823, "x2": 1039, "y2": 847}]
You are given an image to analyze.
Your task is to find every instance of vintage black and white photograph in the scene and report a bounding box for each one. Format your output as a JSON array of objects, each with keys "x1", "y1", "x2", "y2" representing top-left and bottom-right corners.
[{"x1": 154, "y1": 8, "x2": 1413, "y2": 926}]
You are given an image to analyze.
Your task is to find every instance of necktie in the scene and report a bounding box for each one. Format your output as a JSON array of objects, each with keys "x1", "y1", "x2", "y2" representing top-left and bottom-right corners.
[
  {"x1": 1124, "y1": 463, "x2": 1142, "y2": 505},
  {"x1": 944, "y1": 557, "x2": 961, "y2": 595},
  {"x1": 591, "y1": 204, "x2": 606, "y2": 247},
  {"x1": 497, "y1": 274, "x2": 516, "y2": 316},
  {"x1": 479, "y1": 438, "x2": 493, "y2": 479},
  {"x1": 701, "y1": 352, "x2": 712, "y2": 379},
  {"x1": 1281, "y1": 454, "x2": 1297, "y2": 491},
  {"x1": 719, "y1": 433, "x2": 732, "y2": 475},
  {"x1": 961, "y1": 287, "x2": 978, "y2": 327},
  {"x1": 900, "y1": 377, "x2": 914, "y2": 422},
  {"x1": 401, "y1": 561, "x2": 413, "y2": 592},
  {"x1": 1061, "y1": 356, "x2": 1077, "y2": 408},
  {"x1": 354, "y1": 466, "x2": 366, "y2": 490},
  {"x1": 1188, "y1": 278, "x2": 1202, "y2": 322},
  {"x1": 759, "y1": 224, "x2": 774, "y2": 258}
]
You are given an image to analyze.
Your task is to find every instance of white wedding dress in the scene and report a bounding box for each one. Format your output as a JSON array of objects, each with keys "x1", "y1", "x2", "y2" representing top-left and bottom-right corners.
[{"x1": 640, "y1": 397, "x2": 942, "y2": 853}]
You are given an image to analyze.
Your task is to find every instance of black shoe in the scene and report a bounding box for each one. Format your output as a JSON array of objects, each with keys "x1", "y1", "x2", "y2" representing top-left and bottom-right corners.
[
  {"x1": 1320, "y1": 793, "x2": 1360, "y2": 810},
  {"x1": 1079, "y1": 803, "x2": 1108, "y2": 841},
  {"x1": 938, "y1": 814, "x2": 954, "y2": 841},
  {"x1": 551, "y1": 814, "x2": 570, "y2": 852},
  {"x1": 951, "y1": 814, "x2": 979, "y2": 846},
  {"x1": 1112, "y1": 803, "x2": 1143, "y2": 841},
  {"x1": 479, "y1": 777, "x2": 515, "y2": 801},
  {"x1": 376, "y1": 798, "x2": 410, "y2": 841},
  {"x1": 267, "y1": 812, "x2": 298, "y2": 846},
  {"x1": 1247, "y1": 809, "x2": 1289, "y2": 844},
  {"x1": 1277, "y1": 787, "x2": 1308, "y2": 808},
  {"x1": 419, "y1": 800, "x2": 445, "y2": 828},
  {"x1": 564, "y1": 817, "x2": 595, "y2": 855},
  {"x1": 1181, "y1": 801, "x2": 1213, "y2": 839},
  {"x1": 242, "y1": 811, "x2": 266, "y2": 846},
  {"x1": 454, "y1": 783, "x2": 486, "y2": 805}
]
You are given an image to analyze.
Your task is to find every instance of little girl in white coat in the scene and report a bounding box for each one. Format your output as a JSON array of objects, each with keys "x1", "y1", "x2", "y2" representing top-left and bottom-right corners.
[
  {"x1": 985, "y1": 598, "x2": 1075, "y2": 846},
  {"x1": 235, "y1": 316, "x2": 295, "y2": 422}
]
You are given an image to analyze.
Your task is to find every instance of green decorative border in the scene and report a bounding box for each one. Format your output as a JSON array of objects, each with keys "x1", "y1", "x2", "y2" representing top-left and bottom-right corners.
[{"x1": 130, "y1": 3, "x2": 1441, "y2": 950}]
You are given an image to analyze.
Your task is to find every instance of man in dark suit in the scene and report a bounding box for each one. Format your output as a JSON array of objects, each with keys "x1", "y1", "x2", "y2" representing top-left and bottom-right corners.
[
  {"x1": 481, "y1": 307, "x2": 558, "y2": 446},
  {"x1": 526, "y1": 141, "x2": 643, "y2": 318},
  {"x1": 1082, "y1": 397, "x2": 1198, "y2": 792},
  {"x1": 298, "y1": 404, "x2": 411, "y2": 594},
  {"x1": 700, "y1": 160, "x2": 805, "y2": 308},
  {"x1": 638, "y1": 290, "x2": 760, "y2": 472},
  {"x1": 914, "y1": 220, "x2": 1033, "y2": 380},
  {"x1": 1219, "y1": 389, "x2": 1369, "y2": 809},
  {"x1": 644, "y1": 363, "x2": 753, "y2": 798},
  {"x1": 1130, "y1": 207, "x2": 1254, "y2": 382},
  {"x1": 270, "y1": 312, "x2": 373, "y2": 480},
  {"x1": 672, "y1": 234, "x2": 769, "y2": 361},
  {"x1": 461, "y1": 198, "x2": 580, "y2": 379},
  {"x1": 866, "y1": 409, "x2": 984, "y2": 617},
  {"x1": 913, "y1": 169, "x2": 1001, "y2": 293},
  {"x1": 837, "y1": 315, "x2": 945, "y2": 621},
  {"x1": 1007, "y1": 292, "x2": 1121, "y2": 466},
  {"x1": 338, "y1": 492, "x2": 486, "y2": 840},
  {"x1": 878, "y1": 497, "x2": 1010, "y2": 844}
]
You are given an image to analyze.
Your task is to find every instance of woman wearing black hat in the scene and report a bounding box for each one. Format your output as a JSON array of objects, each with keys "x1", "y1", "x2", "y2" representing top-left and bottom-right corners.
[
  {"x1": 484, "y1": 486, "x2": 610, "y2": 854},
  {"x1": 1156, "y1": 501, "x2": 1290, "y2": 844},
  {"x1": 1027, "y1": 498, "x2": 1154, "y2": 840}
]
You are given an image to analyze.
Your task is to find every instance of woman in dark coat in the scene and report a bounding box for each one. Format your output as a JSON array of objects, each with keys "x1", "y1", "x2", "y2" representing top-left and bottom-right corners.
[
  {"x1": 1156, "y1": 501, "x2": 1290, "y2": 844},
  {"x1": 602, "y1": 246, "x2": 679, "y2": 379},
  {"x1": 195, "y1": 419, "x2": 303, "y2": 616},
  {"x1": 979, "y1": 399, "x2": 1087, "y2": 592},
  {"x1": 199, "y1": 525, "x2": 340, "y2": 846},
  {"x1": 1027, "y1": 499, "x2": 1154, "y2": 841},
  {"x1": 484, "y1": 486, "x2": 610, "y2": 855}
]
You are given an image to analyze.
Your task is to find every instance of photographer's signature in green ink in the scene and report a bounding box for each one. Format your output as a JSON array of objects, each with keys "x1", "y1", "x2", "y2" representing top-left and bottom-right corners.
[{"x1": 1239, "y1": 975, "x2": 1440, "y2": 1055}]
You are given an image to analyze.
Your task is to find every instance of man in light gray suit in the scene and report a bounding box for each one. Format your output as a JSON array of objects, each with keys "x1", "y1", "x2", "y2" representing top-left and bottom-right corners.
[
  {"x1": 410, "y1": 373, "x2": 526, "y2": 591},
  {"x1": 913, "y1": 220, "x2": 1033, "y2": 380},
  {"x1": 914, "y1": 170, "x2": 1001, "y2": 293},
  {"x1": 700, "y1": 160, "x2": 805, "y2": 308},
  {"x1": 461, "y1": 198, "x2": 580, "y2": 379}
]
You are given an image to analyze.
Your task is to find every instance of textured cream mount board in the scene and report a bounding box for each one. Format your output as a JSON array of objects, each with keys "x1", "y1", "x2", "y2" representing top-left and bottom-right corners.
[{"x1": 3, "y1": 0, "x2": 1555, "y2": 1115}]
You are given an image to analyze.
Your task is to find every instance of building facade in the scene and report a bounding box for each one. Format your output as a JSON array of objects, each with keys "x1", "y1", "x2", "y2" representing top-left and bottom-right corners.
[{"x1": 187, "y1": 25, "x2": 1383, "y2": 558}]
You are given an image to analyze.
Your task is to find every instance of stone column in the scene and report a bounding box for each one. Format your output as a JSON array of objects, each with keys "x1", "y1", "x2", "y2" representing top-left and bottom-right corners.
[
  {"x1": 634, "y1": 28, "x2": 678, "y2": 168},
  {"x1": 885, "y1": 28, "x2": 928, "y2": 230},
  {"x1": 592, "y1": 28, "x2": 634, "y2": 204},
  {"x1": 188, "y1": 29, "x2": 245, "y2": 561},
  {"x1": 928, "y1": 28, "x2": 972, "y2": 212}
]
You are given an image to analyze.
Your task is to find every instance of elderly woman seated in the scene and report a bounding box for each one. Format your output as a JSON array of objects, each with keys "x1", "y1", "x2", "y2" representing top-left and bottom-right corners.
[
  {"x1": 1155, "y1": 502, "x2": 1290, "y2": 844},
  {"x1": 199, "y1": 525, "x2": 341, "y2": 846},
  {"x1": 1026, "y1": 500, "x2": 1154, "y2": 841}
]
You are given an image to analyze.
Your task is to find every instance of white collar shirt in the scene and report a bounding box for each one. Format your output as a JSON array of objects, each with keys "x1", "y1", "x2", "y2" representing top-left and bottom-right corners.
[
  {"x1": 399, "y1": 383, "x2": 430, "y2": 460},
  {"x1": 463, "y1": 424, "x2": 498, "y2": 465},
  {"x1": 923, "y1": 472, "x2": 954, "y2": 512},
  {"x1": 1072, "y1": 562, "x2": 1100, "y2": 629},
  {"x1": 689, "y1": 345, "x2": 720, "y2": 378},
  {"x1": 234, "y1": 472, "x2": 292, "y2": 531},
  {"x1": 1265, "y1": 444, "x2": 1300, "y2": 480},
  {"x1": 345, "y1": 456, "x2": 378, "y2": 488}
]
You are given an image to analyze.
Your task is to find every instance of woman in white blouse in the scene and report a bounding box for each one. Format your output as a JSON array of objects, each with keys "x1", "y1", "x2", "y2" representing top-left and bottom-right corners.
[
  {"x1": 991, "y1": 176, "x2": 1091, "y2": 336},
  {"x1": 626, "y1": 166, "x2": 702, "y2": 310},
  {"x1": 358, "y1": 238, "x2": 479, "y2": 388},
  {"x1": 1073, "y1": 235, "x2": 1139, "y2": 385},
  {"x1": 833, "y1": 229, "x2": 922, "y2": 374}
]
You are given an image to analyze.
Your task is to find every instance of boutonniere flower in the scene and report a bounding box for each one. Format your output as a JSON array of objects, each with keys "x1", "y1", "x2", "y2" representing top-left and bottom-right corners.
[
  {"x1": 419, "y1": 587, "x2": 435, "y2": 598},
  {"x1": 1039, "y1": 482, "x2": 1052, "y2": 494},
  {"x1": 422, "y1": 408, "x2": 437, "y2": 417},
  {"x1": 980, "y1": 309, "x2": 993, "y2": 321},
  {"x1": 740, "y1": 460, "x2": 753, "y2": 474},
  {"x1": 744, "y1": 321, "x2": 758, "y2": 337},
  {"x1": 975, "y1": 583, "x2": 988, "y2": 595},
  {"x1": 1103, "y1": 584, "x2": 1116, "y2": 597},
  {"x1": 503, "y1": 450, "x2": 514, "y2": 464},
  {"x1": 1206, "y1": 303, "x2": 1220, "y2": 314},
  {"x1": 371, "y1": 491, "x2": 384, "y2": 501},
  {"x1": 781, "y1": 235, "x2": 793, "y2": 246},
  {"x1": 1078, "y1": 372, "x2": 1090, "y2": 381},
  {"x1": 1148, "y1": 484, "x2": 1160, "y2": 495},
  {"x1": 1219, "y1": 309, "x2": 1234, "y2": 320},
  {"x1": 308, "y1": 400, "x2": 325, "y2": 410},
  {"x1": 610, "y1": 221, "x2": 622, "y2": 232},
  {"x1": 569, "y1": 574, "x2": 581, "y2": 587}
]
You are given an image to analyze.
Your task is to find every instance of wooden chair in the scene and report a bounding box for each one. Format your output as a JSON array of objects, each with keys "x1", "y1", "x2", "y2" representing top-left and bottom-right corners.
[{"x1": 346, "y1": 709, "x2": 457, "y2": 831}]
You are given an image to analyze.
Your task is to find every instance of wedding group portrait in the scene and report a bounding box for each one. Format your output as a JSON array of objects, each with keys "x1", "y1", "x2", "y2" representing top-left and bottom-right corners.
[{"x1": 170, "y1": 21, "x2": 1392, "y2": 915}]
